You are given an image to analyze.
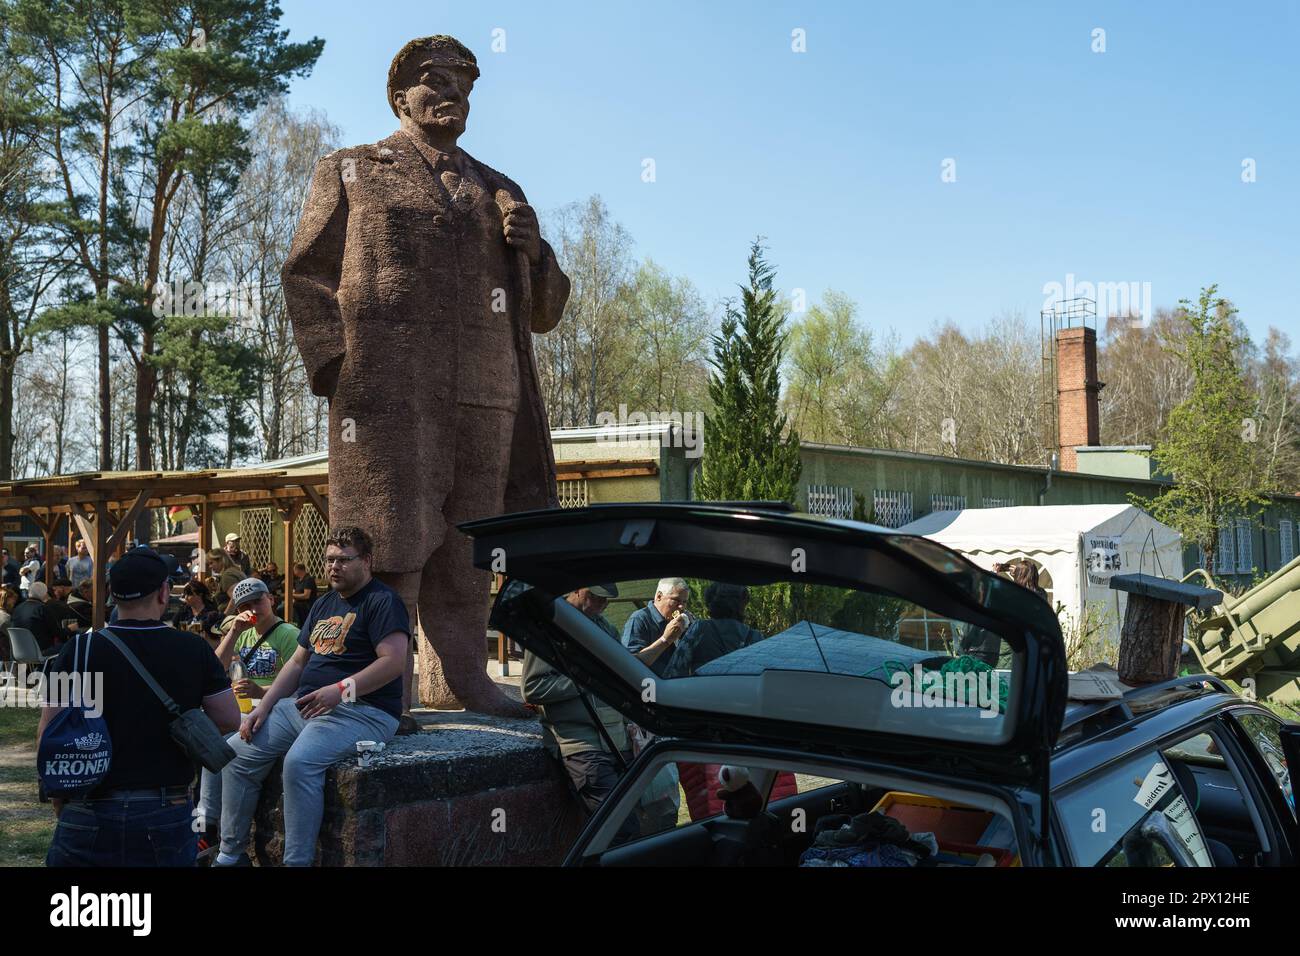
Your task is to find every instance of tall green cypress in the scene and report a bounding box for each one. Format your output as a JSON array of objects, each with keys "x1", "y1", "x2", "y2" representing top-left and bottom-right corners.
[{"x1": 696, "y1": 240, "x2": 801, "y2": 504}]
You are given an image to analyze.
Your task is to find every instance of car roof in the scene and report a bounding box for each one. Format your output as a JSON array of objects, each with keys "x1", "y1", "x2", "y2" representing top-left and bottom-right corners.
[{"x1": 1047, "y1": 675, "x2": 1259, "y2": 789}]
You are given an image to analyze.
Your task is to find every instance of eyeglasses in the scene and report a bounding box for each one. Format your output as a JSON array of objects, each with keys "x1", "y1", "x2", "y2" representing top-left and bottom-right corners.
[{"x1": 323, "y1": 555, "x2": 362, "y2": 567}]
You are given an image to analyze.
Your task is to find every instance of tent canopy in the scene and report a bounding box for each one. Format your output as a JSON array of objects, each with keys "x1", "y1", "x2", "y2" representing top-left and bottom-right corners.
[
  {"x1": 899, "y1": 505, "x2": 1176, "y2": 558},
  {"x1": 898, "y1": 504, "x2": 1184, "y2": 647}
]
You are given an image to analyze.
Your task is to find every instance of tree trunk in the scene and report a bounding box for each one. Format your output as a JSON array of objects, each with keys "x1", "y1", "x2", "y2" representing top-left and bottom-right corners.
[
  {"x1": 98, "y1": 323, "x2": 111, "y2": 470},
  {"x1": 1117, "y1": 594, "x2": 1186, "y2": 685},
  {"x1": 135, "y1": 328, "x2": 156, "y2": 470},
  {"x1": 0, "y1": 284, "x2": 15, "y2": 480}
]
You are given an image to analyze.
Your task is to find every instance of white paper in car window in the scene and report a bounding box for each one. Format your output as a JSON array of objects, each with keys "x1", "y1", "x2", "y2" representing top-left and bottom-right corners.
[
  {"x1": 1162, "y1": 795, "x2": 1211, "y2": 867},
  {"x1": 1133, "y1": 761, "x2": 1175, "y2": 811}
]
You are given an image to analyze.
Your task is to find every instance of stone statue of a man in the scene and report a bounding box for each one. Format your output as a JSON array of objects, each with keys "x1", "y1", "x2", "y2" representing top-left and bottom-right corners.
[{"x1": 283, "y1": 35, "x2": 569, "y2": 716}]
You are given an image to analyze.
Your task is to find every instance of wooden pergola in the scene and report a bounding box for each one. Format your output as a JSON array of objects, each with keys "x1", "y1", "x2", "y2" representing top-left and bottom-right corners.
[
  {"x1": 0, "y1": 453, "x2": 658, "y2": 633},
  {"x1": 0, "y1": 465, "x2": 329, "y2": 628}
]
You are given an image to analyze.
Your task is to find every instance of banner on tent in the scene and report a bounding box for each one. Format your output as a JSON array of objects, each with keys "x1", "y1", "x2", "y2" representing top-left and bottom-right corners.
[{"x1": 1086, "y1": 535, "x2": 1123, "y2": 586}]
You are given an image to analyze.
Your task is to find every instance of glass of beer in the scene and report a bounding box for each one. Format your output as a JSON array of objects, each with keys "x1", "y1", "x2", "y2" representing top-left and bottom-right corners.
[{"x1": 229, "y1": 659, "x2": 253, "y2": 714}]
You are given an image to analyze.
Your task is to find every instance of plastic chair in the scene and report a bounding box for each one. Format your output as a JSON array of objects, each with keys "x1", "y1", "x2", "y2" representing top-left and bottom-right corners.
[{"x1": 4, "y1": 627, "x2": 54, "y2": 674}]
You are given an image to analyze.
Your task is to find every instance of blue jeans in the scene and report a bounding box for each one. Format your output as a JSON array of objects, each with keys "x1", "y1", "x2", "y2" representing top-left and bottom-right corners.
[
  {"x1": 220, "y1": 696, "x2": 397, "y2": 866},
  {"x1": 47, "y1": 795, "x2": 196, "y2": 867}
]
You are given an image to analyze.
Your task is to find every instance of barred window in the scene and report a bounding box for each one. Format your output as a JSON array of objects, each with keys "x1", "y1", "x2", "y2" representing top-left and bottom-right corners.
[
  {"x1": 1281, "y1": 519, "x2": 1296, "y2": 566},
  {"x1": 557, "y1": 479, "x2": 589, "y2": 508},
  {"x1": 807, "y1": 484, "x2": 855, "y2": 519},
  {"x1": 981, "y1": 497, "x2": 1014, "y2": 509},
  {"x1": 872, "y1": 490, "x2": 914, "y2": 528},
  {"x1": 1215, "y1": 523, "x2": 1235, "y2": 575},
  {"x1": 930, "y1": 494, "x2": 966, "y2": 513},
  {"x1": 1235, "y1": 518, "x2": 1253, "y2": 574}
]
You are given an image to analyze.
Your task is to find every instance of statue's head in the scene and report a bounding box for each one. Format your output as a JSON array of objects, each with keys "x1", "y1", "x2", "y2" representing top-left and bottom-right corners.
[{"x1": 388, "y1": 35, "x2": 479, "y2": 143}]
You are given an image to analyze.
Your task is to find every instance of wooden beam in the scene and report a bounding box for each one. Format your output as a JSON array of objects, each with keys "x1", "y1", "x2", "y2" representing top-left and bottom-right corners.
[
  {"x1": 42, "y1": 512, "x2": 55, "y2": 586},
  {"x1": 554, "y1": 466, "x2": 658, "y2": 481},
  {"x1": 275, "y1": 498, "x2": 302, "y2": 620},
  {"x1": 92, "y1": 500, "x2": 110, "y2": 629},
  {"x1": 20, "y1": 507, "x2": 53, "y2": 534},
  {"x1": 104, "y1": 489, "x2": 150, "y2": 558},
  {"x1": 299, "y1": 484, "x2": 328, "y2": 524},
  {"x1": 0, "y1": 480, "x2": 332, "y2": 518},
  {"x1": 197, "y1": 497, "x2": 211, "y2": 573},
  {"x1": 70, "y1": 502, "x2": 97, "y2": 564}
]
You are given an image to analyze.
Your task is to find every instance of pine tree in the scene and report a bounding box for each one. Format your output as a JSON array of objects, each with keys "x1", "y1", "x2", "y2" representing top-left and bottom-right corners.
[{"x1": 696, "y1": 239, "x2": 801, "y2": 504}]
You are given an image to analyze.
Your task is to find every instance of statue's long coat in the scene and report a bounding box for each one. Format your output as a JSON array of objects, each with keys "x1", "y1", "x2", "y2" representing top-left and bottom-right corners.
[{"x1": 283, "y1": 130, "x2": 569, "y2": 572}]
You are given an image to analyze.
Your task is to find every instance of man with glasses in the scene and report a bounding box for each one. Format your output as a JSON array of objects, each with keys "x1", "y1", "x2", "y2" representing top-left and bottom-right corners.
[{"x1": 212, "y1": 527, "x2": 409, "y2": 867}]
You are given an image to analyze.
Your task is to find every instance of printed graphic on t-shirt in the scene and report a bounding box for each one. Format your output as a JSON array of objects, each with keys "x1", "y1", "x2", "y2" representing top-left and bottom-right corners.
[
  {"x1": 245, "y1": 645, "x2": 280, "y2": 678},
  {"x1": 309, "y1": 611, "x2": 356, "y2": 656}
]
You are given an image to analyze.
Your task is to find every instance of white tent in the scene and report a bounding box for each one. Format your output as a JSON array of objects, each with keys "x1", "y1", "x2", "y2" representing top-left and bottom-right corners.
[{"x1": 896, "y1": 504, "x2": 1184, "y2": 646}]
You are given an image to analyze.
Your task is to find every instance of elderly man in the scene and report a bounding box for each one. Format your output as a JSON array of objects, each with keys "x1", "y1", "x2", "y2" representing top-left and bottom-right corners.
[
  {"x1": 283, "y1": 34, "x2": 569, "y2": 717},
  {"x1": 522, "y1": 584, "x2": 637, "y2": 841},
  {"x1": 621, "y1": 578, "x2": 692, "y2": 678},
  {"x1": 223, "y1": 533, "x2": 252, "y2": 576}
]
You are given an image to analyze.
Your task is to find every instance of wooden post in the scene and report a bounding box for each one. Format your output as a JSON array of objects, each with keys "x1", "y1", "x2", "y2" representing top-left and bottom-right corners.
[
  {"x1": 276, "y1": 498, "x2": 301, "y2": 620},
  {"x1": 197, "y1": 496, "x2": 211, "y2": 574},
  {"x1": 91, "y1": 500, "x2": 110, "y2": 629},
  {"x1": 1111, "y1": 573, "x2": 1223, "y2": 686},
  {"x1": 21, "y1": 507, "x2": 56, "y2": 586},
  {"x1": 1117, "y1": 594, "x2": 1186, "y2": 684}
]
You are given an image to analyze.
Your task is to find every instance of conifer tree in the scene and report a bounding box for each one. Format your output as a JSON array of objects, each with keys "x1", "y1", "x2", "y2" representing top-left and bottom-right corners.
[{"x1": 696, "y1": 239, "x2": 801, "y2": 504}]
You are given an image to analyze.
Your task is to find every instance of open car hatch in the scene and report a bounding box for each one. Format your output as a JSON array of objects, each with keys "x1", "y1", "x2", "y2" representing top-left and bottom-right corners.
[{"x1": 461, "y1": 503, "x2": 1068, "y2": 788}]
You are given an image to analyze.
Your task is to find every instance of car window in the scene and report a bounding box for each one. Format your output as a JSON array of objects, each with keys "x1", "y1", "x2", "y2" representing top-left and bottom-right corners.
[
  {"x1": 1056, "y1": 749, "x2": 1212, "y2": 867},
  {"x1": 1235, "y1": 712, "x2": 1295, "y2": 822},
  {"x1": 597, "y1": 574, "x2": 1016, "y2": 744}
]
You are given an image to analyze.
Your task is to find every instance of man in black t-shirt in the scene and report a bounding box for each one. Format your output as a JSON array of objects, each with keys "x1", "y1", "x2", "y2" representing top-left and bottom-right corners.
[
  {"x1": 215, "y1": 527, "x2": 408, "y2": 867},
  {"x1": 291, "y1": 562, "x2": 318, "y2": 625},
  {"x1": 39, "y1": 548, "x2": 240, "y2": 867}
]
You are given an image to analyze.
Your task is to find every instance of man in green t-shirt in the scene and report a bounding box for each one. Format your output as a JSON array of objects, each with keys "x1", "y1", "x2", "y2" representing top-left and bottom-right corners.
[{"x1": 197, "y1": 577, "x2": 300, "y2": 860}]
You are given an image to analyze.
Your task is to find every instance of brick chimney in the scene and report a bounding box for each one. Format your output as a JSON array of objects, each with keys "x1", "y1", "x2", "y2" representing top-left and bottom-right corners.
[{"x1": 1057, "y1": 326, "x2": 1103, "y2": 471}]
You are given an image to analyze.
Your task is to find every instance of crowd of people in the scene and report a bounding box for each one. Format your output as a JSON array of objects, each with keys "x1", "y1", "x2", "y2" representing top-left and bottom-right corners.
[
  {"x1": 0, "y1": 530, "x2": 323, "y2": 662},
  {"x1": 33, "y1": 525, "x2": 407, "y2": 868},
  {"x1": 29, "y1": 520, "x2": 1049, "y2": 866}
]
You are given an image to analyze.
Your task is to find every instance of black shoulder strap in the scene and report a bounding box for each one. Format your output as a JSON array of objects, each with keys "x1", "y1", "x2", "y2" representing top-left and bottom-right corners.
[
  {"x1": 98, "y1": 627, "x2": 181, "y2": 718},
  {"x1": 238, "y1": 620, "x2": 288, "y2": 666}
]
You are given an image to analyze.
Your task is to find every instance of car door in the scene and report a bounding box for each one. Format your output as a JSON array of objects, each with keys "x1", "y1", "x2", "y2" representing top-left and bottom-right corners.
[{"x1": 461, "y1": 502, "x2": 1069, "y2": 849}]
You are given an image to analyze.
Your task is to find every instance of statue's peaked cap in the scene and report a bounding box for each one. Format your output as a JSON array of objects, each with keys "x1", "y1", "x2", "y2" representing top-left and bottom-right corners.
[{"x1": 387, "y1": 35, "x2": 479, "y2": 118}]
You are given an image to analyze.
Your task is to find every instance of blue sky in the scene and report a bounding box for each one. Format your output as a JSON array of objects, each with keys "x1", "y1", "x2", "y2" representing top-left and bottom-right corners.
[{"x1": 277, "y1": 0, "x2": 1299, "y2": 346}]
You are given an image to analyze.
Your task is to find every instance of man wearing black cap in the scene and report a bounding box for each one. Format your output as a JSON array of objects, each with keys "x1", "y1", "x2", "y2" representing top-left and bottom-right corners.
[
  {"x1": 38, "y1": 547, "x2": 241, "y2": 867},
  {"x1": 522, "y1": 584, "x2": 638, "y2": 841}
]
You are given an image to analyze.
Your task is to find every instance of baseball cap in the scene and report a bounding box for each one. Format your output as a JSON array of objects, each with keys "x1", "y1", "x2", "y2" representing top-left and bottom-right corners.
[
  {"x1": 230, "y1": 577, "x2": 271, "y2": 609},
  {"x1": 588, "y1": 583, "x2": 619, "y2": 598},
  {"x1": 224, "y1": 532, "x2": 240, "y2": 543},
  {"x1": 108, "y1": 547, "x2": 171, "y2": 601}
]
